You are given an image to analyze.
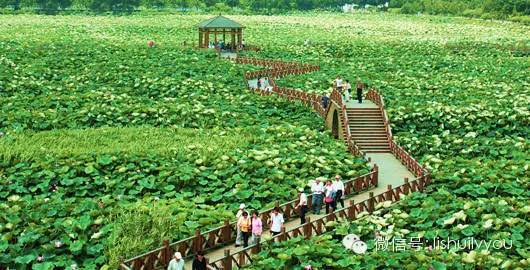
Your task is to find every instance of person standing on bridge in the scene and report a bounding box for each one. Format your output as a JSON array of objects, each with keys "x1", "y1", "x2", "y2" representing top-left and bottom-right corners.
[
  {"x1": 356, "y1": 78, "x2": 364, "y2": 104},
  {"x1": 295, "y1": 187, "x2": 308, "y2": 224},
  {"x1": 335, "y1": 76, "x2": 343, "y2": 93},
  {"x1": 333, "y1": 175, "x2": 345, "y2": 209},
  {"x1": 251, "y1": 210, "x2": 263, "y2": 245},
  {"x1": 167, "y1": 252, "x2": 184, "y2": 270},
  {"x1": 345, "y1": 80, "x2": 352, "y2": 102},
  {"x1": 311, "y1": 178, "x2": 324, "y2": 214},
  {"x1": 192, "y1": 251, "x2": 214, "y2": 270},
  {"x1": 238, "y1": 211, "x2": 252, "y2": 247},
  {"x1": 235, "y1": 203, "x2": 246, "y2": 247},
  {"x1": 269, "y1": 207, "x2": 284, "y2": 237},
  {"x1": 324, "y1": 180, "x2": 337, "y2": 214}
]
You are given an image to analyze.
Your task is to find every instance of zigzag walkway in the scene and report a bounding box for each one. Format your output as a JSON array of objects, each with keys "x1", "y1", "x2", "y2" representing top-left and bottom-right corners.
[{"x1": 120, "y1": 56, "x2": 430, "y2": 270}]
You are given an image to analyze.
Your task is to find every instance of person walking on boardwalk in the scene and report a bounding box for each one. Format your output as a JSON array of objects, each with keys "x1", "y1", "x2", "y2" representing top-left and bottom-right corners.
[
  {"x1": 235, "y1": 203, "x2": 246, "y2": 247},
  {"x1": 269, "y1": 207, "x2": 284, "y2": 237},
  {"x1": 238, "y1": 211, "x2": 252, "y2": 247},
  {"x1": 167, "y1": 252, "x2": 184, "y2": 270},
  {"x1": 345, "y1": 80, "x2": 352, "y2": 102},
  {"x1": 251, "y1": 210, "x2": 263, "y2": 245},
  {"x1": 335, "y1": 76, "x2": 343, "y2": 93},
  {"x1": 192, "y1": 251, "x2": 214, "y2": 270},
  {"x1": 322, "y1": 94, "x2": 330, "y2": 109},
  {"x1": 295, "y1": 187, "x2": 308, "y2": 224},
  {"x1": 333, "y1": 175, "x2": 345, "y2": 209},
  {"x1": 356, "y1": 78, "x2": 364, "y2": 103},
  {"x1": 324, "y1": 180, "x2": 336, "y2": 214},
  {"x1": 311, "y1": 178, "x2": 324, "y2": 214},
  {"x1": 257, "y1": 78, "x2": 262, "y2": 89}
]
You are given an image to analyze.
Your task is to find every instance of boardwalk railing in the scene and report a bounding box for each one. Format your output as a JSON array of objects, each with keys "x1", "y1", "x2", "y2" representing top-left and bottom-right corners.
[
  {"x1": 366, "y1": 89, "x2": 428, "y2": 177},
  {"x1": 208, "y1": 171, "x2": 432, "y2": 269},
  {"x1": 330, "y1": 87, "x2": 366, "y2": 158},
  {"x1": 120, "y1": 169, "x2": 378, "y2": 270}
]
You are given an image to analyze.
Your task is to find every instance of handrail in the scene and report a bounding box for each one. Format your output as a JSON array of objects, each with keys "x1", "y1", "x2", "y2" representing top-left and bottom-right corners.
[
  {"x1": 121, "y1": 170, "x2": 378, "y2": 269},
  {"x1": 209, "y1": 171, "x2": 431, "y2": 269}
]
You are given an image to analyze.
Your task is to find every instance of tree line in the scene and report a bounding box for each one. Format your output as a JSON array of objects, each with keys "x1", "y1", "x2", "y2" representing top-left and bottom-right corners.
[{"x1": 1, "y1": 0, "x2": 529, "y2": 20}]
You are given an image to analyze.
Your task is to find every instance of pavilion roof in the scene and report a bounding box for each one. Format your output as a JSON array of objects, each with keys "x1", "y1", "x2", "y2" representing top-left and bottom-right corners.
[{"x1": 198, "y1": 15, "x2": 244, "y2": 29}]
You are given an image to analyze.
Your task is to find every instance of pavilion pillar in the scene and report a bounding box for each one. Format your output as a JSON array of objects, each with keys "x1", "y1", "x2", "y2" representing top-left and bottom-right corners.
[
  {"x1": 231, "y1": 29, "x2": 236, "y2": 50},
  {"x1": 198, "y1": 29, "x2": 203, "y2": 48},
  {"x1": 214, "y1": 30, "x2": 217, "y2": 43},
  {"x1": 237, "y1": 29, "x2": 242, "y2": 48},
  {"x1": 223, "y1": 29, "x2": 226, "y2": 43},
  {"x1": 205, "y1": 30, "x2": 209, "y2": 47}
]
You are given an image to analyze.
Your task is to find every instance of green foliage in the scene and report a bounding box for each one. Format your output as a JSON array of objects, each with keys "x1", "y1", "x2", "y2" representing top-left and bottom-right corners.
[
  {"x1": 390, "y1": 0, "x2": 530, "y2": 18},
  {"x1": 106, "y1": 198, "x2": 232, "y2": 267}
]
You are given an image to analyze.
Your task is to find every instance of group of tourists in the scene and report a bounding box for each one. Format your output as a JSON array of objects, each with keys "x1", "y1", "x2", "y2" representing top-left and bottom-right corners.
[
  {"x1": 207, "y1": 39, "x2": 245, "y2": 51},
  {"x1": 256, "y1": 77, "x2": 272, "y2": 91},
  {"x1": 235, "y1": 204, "x2": 284, "y2": 248},
  {"x1": 334, "y1": 76, "x2": 365, "y2": 104},
  {"x1": 168, "y1": 175, "x2": 344, "y2": 269},
  {"x1": 294, "y1": 175, "x2": 345, "y2": 224},
  {"x1": 167, "y1": 251, "x2": 214, "y2": 270}
]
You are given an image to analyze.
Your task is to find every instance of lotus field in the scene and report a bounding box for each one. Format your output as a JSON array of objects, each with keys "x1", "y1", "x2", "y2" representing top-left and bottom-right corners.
[{"x1": 1, "y1": 13, "x2": 529, "y2": 269}]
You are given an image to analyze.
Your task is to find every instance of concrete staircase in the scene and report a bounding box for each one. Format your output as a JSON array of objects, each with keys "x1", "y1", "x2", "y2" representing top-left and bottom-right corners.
[{"x1": 345, "y1": 108, "x2": 391, "y2": 153}]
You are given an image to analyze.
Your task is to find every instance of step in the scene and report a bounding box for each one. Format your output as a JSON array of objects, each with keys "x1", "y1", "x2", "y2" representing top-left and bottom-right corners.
[
  {"x1": 347, "y1": 108, "x2": 380, "y2": 111},
  {"x1": 352, "y1": 138, "x2": 389, "y2": 141},
  {"x1": 352, "y1": 137, "x2": 388, "y2": 140},
  {"x1": 347, "y1": 112, "x2": 381, "y2": 115},
  {"x1": 348, "y1": 115, "x2": 382, "y2": 119},
  {"x1": 350, "y1": 124, "x2": 385, "y2": 130},
  {"x1": 364, "y1": 149, "x2": 392, "y2": 153},
  {"x1": 348, "y1": 120, "x2": 384, "y2": 123},
  {"x1": 357, "y1": 143, "x2": 390, "y2": 147}
]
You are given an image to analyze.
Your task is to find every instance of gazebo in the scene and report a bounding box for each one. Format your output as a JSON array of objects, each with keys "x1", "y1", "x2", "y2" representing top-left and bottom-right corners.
[{"x1": 198, "y1": 15, "x2": 244, "y2": 50}]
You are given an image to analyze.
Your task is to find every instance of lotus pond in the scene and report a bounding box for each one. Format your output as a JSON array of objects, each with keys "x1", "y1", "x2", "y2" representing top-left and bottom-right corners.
[{"x1": 1, "y1": 13, "x2": 529, "y2": 270}]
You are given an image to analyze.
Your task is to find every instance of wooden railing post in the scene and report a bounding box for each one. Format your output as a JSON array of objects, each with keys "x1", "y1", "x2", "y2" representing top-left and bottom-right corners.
[
  {"x1": 303, "y1": 217, "x2": 312, "y2": 239},
  {"x1": 193, "y1": 229, "x2": 202, "y2": 254},
  {"x1": 348, "y1": 200, "x2": 355, "y2": 219},
  {"x1": 222, "y1": 219, "x2": 231, "y2": 244},
  {"x1": 280, "y1": 227, "x2": 287, "y2": 242},
  {"x1": 223, "y1": 249, "x2": 232, "y2": 270},
  {"x1": 368, "y1": 192, "x2": 374, "y2": 213},
  {"x1": 161, "y1": 240, "x2": 170, "y2": 267},
  {"x1": 387, "y1": 184, "x2": 393, "y2": 202},
  {"x1": 373, "y1": 164, "x2": 379, "y2": 186},
  {"x1": 404, "y1": 178, "x2": 410, "y2": 194},
  {"x1": 238, "y1": 251, "x2": 246, "y2": 266}
]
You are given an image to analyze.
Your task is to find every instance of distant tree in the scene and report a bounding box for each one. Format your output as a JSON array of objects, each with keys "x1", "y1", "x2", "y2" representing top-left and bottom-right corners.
[
  {"x1": 142, "y1": 0, "x2": 165, "y2": 8},
  {"x1": 0, "y1": 0, "x2": 22, "y2": 10},
  {"x1": 36, "y1": 0, "x2": 72, "y2": 13},
  {"x1": 88, "y1": 0, "x2": 141, "y2": 12}
]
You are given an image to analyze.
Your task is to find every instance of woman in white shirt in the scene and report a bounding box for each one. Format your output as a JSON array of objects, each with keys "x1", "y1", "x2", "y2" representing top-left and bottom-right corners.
[{"x1": 295, "y1": 188, "x2": 308, "y2": 224}]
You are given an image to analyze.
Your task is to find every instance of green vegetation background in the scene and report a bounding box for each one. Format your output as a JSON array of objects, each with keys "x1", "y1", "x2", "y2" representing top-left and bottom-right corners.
[{"x1": 1, "y1": 0, "x2": 529, "y2": 23}]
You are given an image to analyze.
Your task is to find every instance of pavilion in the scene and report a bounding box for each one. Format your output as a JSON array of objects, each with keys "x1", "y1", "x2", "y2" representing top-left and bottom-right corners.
[{"x1": 197, "y1": 15, "x2": 244, "y2": 50}]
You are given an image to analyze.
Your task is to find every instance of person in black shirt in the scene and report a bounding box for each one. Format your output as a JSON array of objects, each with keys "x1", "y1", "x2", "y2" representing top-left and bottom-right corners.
[{"x1": 192, "y1": 251, "x2": 214, "y2": 270}]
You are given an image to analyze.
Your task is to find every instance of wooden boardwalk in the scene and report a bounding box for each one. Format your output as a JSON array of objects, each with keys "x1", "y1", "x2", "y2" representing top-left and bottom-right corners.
[
  {"x1": 181, "y1": 85, "x2": 416, "y2": 269},
  {"x1": 120, "y1": 56, "x2": 430, "y2": 270}
]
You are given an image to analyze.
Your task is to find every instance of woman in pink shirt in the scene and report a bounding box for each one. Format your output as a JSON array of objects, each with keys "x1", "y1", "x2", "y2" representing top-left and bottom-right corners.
[{"x1": 251, "y1": 211, "x2": 263, "y2": 245}]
